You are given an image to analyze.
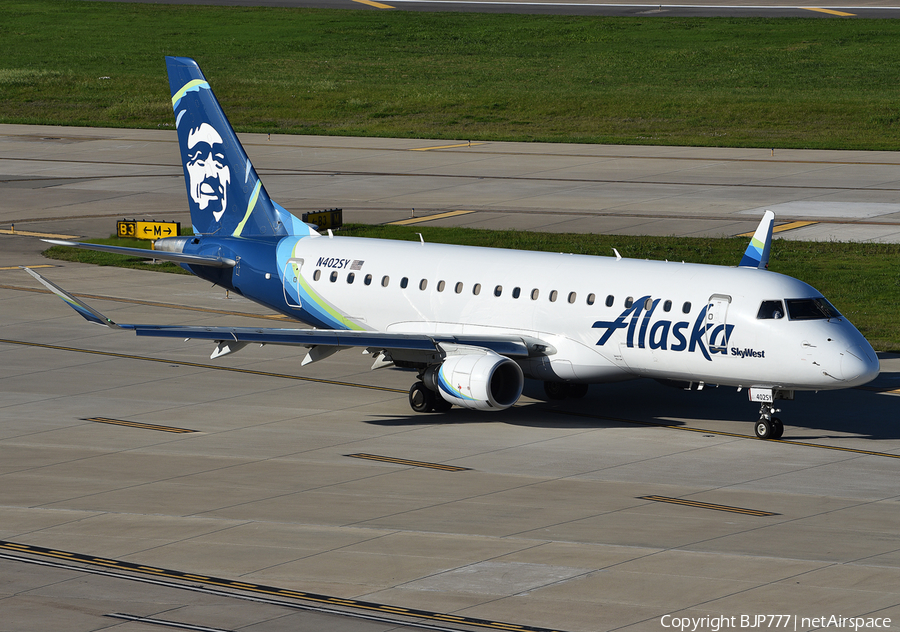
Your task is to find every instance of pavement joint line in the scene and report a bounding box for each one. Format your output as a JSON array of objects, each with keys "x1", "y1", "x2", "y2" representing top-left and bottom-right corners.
[
  {"x1": 105, "y1": 613, "x2": 231, "y2": 632},
  {"x1": 0, "y1": 541, "x2": 570, "y2": 632},
  {"x1": 0, "y1": 337, "x2": 409, "y2": 394},
  {"x1": 547, "y1": 408, "x2": 900, "y2": 459},
  {"x1": 0, "y1": 282, "x2": 291, "y2": 320},
  {"x1": 346, "y1": 452, "x2": 471, "y2": 471}
]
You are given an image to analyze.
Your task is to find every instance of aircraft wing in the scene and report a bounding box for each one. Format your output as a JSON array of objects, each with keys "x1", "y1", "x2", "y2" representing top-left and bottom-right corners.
[
  {"x1": 42, "y1": 239, "x2": 236, "y2": 268},
  {"x1": 24, "y1": 267, "x2": 548, "y2": 362}
]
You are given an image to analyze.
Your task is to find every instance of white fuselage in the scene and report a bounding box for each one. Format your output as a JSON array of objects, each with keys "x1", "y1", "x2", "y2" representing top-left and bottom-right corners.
[{"x1": 273, "y1": 234, "x2": 879, "y2": 392}]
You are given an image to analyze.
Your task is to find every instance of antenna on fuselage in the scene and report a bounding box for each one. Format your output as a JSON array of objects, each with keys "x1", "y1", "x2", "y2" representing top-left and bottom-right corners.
[{"x1": 613, "y1": 248, "x2": 622, "y2": 261}]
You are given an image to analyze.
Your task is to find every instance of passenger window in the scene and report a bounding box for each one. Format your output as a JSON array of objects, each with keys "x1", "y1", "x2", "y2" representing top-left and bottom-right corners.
[
  {"x1": 587, "y1": 293, "x2": 595, "y2": 305},
  {"x1": 419, "y1": 279, "x2": 427, "y2": 290},
  {"x1": 644, "y1": 298, "x2": 652, "y2": 310},
  {"x1": 437, "y1": 280, "x2": 445, "y2": 292},
  {"x1": 381, "y1": 276, "x2": 390, "y2": 287},
  {"x1": 682, "y1": 301, "x2": 691, "y2": 314},
  {"x1": 512, "y1": 287, "x2": 521, "y2": 299},
  {"x1": 364, "y1": 274, "x2": 372, "y2": 286},
  {"x1": 568, "y1": 292, "x2": 577, "y2": 304},
  {"x1": 663, "y1": 300, "x2": 672, "y2": 312},
  {"x1": 347, "y1": 272, "x2": 355, "y2": 284},
  {"x1": 313, "y1": 270, "x2": 321, "y2": 281},
  {"x1": 455, "y1": 282, "x2": 463, "y2": 294},
  {"x1": 549, "y1": 290, "x2": 558, "y2": 302},
  {"x1": 531, "y1": 289, "x2": 539, "y2": 300},
  {"x1": 330, "y1": 271, "x2": 338, "y2": 282},
  {"x1": 605, "y1": 295, "x2": 614, "y2": 307},
  {"x1": 473, "y1": 283, "x2": 481, "y2": 296},
  {"x1": 625, "y1": 297, "x2": 633, "y2": 308},
  {"x1": 494, "y1": 285, "x2": 503, "y2": 297},
  {"x1": 757, "y1": 300, "x2": 785, "y2": 320},
  {"x1": 400, "y1": 277, "x2": 408, "y2": 289}
]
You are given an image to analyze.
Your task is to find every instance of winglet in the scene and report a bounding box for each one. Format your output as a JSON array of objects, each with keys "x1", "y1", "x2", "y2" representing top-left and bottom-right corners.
[
  {"x1": 22, "y1": 267, "x2": 121, "y2": 328},
  {"x1": 739, "y1": 210, "x2": 775, "y2": 269}
]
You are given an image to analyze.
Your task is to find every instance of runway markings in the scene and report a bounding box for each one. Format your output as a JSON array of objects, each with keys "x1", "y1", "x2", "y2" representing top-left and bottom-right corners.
[
  {"x1": 347, "y1": 452, "x2": 470, "y2": 471},
  {"x1": 0, "y1": 338, "x2": 408, "y2": 394},
  {"x1": 389, "y1": 210, "x2": 475, "y2": 226},
  {"x1": 802, "y1": 7, "x2": 856, "y2": 16},
  {"x1": 548, "y1": 409, "x2": 900, "y2": 459},
  {"x1": 83, "y1": 416, "x2": 196, "y2": 434},
  {"x1": 353, "y1": 0, "x2": 394, "y2": 7},
  {"x1": 0, "y1": 540, "x2": 568, "y2": 632},
  {"x1": 410, "y1": 142, "x2": 484, "y2": 151},
  {"x1": 639, "y1": 495, "x2": 779, "y2": 517},
  {"x1": 736, "y1": 220, "x2": 817, "y2": 238},
  {"x1": 0, "y1": 228, "x2": 81, "y2": 239},
  {"x1": 0, "y1": 264, "x2": 56, "y2": 271}
]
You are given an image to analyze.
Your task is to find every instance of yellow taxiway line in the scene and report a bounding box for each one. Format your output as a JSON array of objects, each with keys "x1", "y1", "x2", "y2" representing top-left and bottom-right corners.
[
  {"x1": 802, "y1": 7, "x2": 856, "y2": 16},
  {"x1": 410, "y1": 142, "x2": 484, "y2": 151},
  {"x1": 352, "y1": 0, "x2": 394, "y2": 7},
  {"x1": 389, "y1": 210, "x2": 475, "y2": 226},
  {"x1": 737, "y1": 220, "x2": 817, "y2": 238}
]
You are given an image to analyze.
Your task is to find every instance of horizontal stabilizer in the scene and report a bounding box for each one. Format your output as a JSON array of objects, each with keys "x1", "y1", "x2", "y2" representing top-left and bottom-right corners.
[{"x1": 42, "y1": 239, "x2": 236, "y2": 268}]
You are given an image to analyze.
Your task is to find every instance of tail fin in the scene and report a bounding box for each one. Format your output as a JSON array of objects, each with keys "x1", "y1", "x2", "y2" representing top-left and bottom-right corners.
[
  {"x1": 739, "y1": 210, "x2": 775, "y2": 269},
  {"x1": 166, "y1": 57, "x2": 314, "y2": 238}
]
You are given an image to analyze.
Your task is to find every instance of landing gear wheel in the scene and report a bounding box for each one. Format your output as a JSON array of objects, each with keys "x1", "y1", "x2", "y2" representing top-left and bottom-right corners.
[
  {"x1": 544, "y1": 381, "x2": 569, "y2": 400},
  {"x1": 771, "y1": 417, "x2": 784, "y2": 439},
  {"x1": 432, "y1": 394, "x2": 453, "y2": 412},
  {"x1": 754, "y1": 418, "x2": 774, "y2": 440},
  {"x1": 755, "y1": 401, "x2": 784, "y2": 440},
  {"x1": 409, "y1": 381, "x2": 435, "y2": 413},
  {"x1": 568, "y1": 383, "x2": 589, "y2": 399}
]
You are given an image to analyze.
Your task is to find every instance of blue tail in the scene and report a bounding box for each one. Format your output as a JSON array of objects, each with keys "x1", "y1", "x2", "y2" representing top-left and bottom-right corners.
[{"x1": 166, "y1": 57, "x2": 313, "y2": 237}]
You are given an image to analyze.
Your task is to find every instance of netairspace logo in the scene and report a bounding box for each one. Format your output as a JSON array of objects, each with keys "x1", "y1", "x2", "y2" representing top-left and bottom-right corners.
[{"x1": 659, "y1": 614, "x2": 892, "y2": 631}]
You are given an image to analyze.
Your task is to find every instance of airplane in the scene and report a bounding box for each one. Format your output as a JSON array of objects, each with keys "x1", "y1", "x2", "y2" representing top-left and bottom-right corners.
[{"x1": 25, "y1": 56, "x2": 880, "y2": 441}]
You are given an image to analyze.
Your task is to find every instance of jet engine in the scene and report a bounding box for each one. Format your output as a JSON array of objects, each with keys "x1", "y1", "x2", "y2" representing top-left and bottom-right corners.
[{"x1": 424, "y1": 351, "x2": 524, "y2": 411}]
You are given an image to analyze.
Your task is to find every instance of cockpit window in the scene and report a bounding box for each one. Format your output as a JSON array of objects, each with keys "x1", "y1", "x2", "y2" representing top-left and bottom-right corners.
[
  {"x1": 757, "y1": 300, "x2": 785, "y2": 320},
  {"x1": 785, "y1": 298, "x2": 842, "y2": 321}
]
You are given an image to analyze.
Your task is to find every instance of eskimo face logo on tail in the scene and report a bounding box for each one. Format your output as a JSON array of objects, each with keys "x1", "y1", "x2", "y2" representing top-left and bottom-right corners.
[
  {"x1": 592, "y1": 297, "x2": 734, "y2": 362},
  {"x1": 185, "y1": 123, "x2": 230, "y2": 223}
]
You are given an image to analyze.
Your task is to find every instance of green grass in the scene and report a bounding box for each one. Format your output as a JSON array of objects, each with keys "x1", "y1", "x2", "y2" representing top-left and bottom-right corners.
[
  {"x1": 3, "y1": 1, "x2": 900, "y2": 148},
  {"x1": 43, "y1": 226, "x2": 900, "y2": 351}
]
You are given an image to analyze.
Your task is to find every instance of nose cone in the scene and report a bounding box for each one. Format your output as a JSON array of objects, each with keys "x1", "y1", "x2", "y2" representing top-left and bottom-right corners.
[{"x1": 841, "y1": 344, "x2": 880, "y2": 386}]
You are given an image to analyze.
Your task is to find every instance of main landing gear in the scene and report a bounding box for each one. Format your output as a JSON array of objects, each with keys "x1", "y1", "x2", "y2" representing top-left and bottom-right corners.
[
  {"x1": 754, "y1": 402, "x2": 784, "y2": 440},
  {"x1": 408, "y1": 381, "x2": 452, "y2": 413},
  {"x1": 543, "y1": 381, "x2": 589, "y2": 400}
]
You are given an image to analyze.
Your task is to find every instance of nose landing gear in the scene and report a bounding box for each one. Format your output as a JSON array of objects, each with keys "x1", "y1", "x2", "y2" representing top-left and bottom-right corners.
[{"x1": 755, "y1": 402, "x2": 784, "y2": 439}]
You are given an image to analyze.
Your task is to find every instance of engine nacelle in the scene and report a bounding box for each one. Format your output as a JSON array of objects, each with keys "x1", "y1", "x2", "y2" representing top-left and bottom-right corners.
[{"x1": 425, "y1": 352, "x2": 524, "y2": 411}]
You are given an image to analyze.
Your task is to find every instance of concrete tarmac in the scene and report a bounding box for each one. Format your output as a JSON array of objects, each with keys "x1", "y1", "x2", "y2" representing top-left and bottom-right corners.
[
  {"x1": 2, "y1": 125, "x2": 900, "y2": 632},
  {"x1": 3, "y1": 124, "x2": 900, "y2": 243}
]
